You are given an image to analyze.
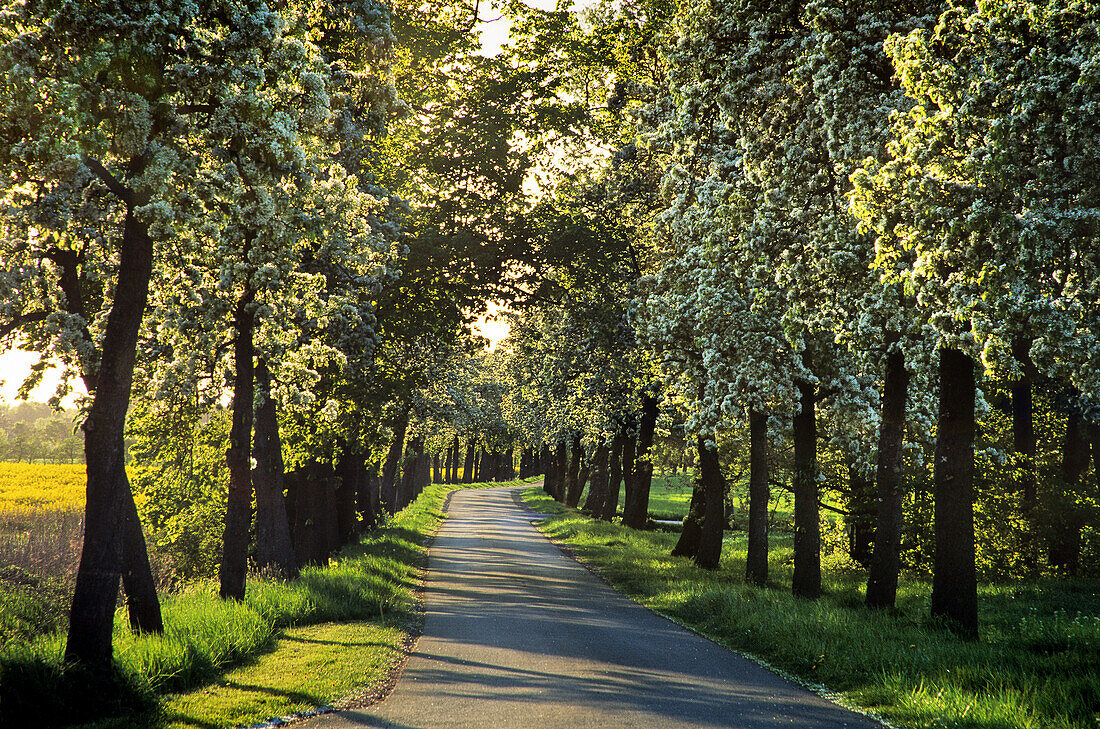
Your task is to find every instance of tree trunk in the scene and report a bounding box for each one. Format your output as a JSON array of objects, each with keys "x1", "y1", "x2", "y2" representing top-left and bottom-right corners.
[
  {"x1": 66, "y1": 199, "x2": 158, "y2": 666},
  {"x1": 672, "y1": 476, "x2": 704, "y2": 558},
  {"x1": 414, "y1": 447, "x2": 431, "y2": 499},
  {"x1": 380, "y1": 407, "x2": 410, "y2": 513},
  {"x1": 432, "y1": 453, "x2": 440, "y2": 484},
  {"x1": 1012, "y1": 338, "x2": 1037, "y2": 512},
  {"x1": 565, "y1": 434, "x2": 584, "y2": 507},
  {"x1": 553, "y1": 441, "x2": 568, "y2": 501},
  {"x1": 930, "y1": 347, "x2": 978, "y2": 637},
  {"x1": 444, "y1": 443, "x2": 454, "y2": 484},
  {"x1": 541, "y1": 445, "x2": 556, "y2": 496},
  {"x1": 1049, "y1": 407, "x2": 1090, "y2": 574},
  {"x1": 583, "y1": 444, "x2": 610, "y2": 515},
  {"x1": 288, "y1": 468, "x2": 321, "y2": 567},
  {"x1": 220, "y1": 287, "x2": 254, "y2": 602},
  {"x1": 866, "y1": 348, "x2": 908, "y2": 609},
  {"x1": 746, "y1": 409, "x2": 769, "y2": 587},
  {"x1": 521, "y1": 447, "x2": 533, "y2": 478},
  {"x1": 336, "y1": 443, "x2": 361, "y2": 548},
  {"x1": 1090, "y1": 421, "x2": 1100, "y2": 496},
  {"x1": 358, "y1": 469, "x2": 380, "y2": 531},
  {"x1": 576, "y1": 456, "x2": 591, "y2": 503},
  {"x1": 847, "y1": 466, "x2": 875, "y2": 569},
  {"x1": 253, "y1": 360, "x2": 298, "y2": 580},
  {"x1": 695, "y1": 435, "x2": 727, "y2": 570},
  {"x1": 317, "y1": 463, "x2": 341, "y2": 561},
  {"x1": 620, "y1": 428, "x2": 637, "y2": 522},
  {"x1": 624, "y1": 394, "x2": 659, "y2": 528},
  {"x1": 792, "y1": 376, "x2": 820, "y2": 599},
  {"x1": 601, "y1": 432, "x2": 624, "y2": 520},
  {"x1": 398, "y1": 436, "x2": 425, "y2": 510},
  {"x1": 120, "y1": 464, "x2": 163, "y2": 633},
  {"x1": 463, "y1": 438, "x2": 476, "y2": 483}
]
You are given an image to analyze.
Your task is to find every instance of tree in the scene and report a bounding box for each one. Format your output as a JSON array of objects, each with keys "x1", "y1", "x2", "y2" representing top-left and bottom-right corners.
[
  {"x1": 0, "y1": 0, "x2": 211, "y2": 665},
  {"x1": 850, "y1": 0, "x2": 1100, "y2": 633}
]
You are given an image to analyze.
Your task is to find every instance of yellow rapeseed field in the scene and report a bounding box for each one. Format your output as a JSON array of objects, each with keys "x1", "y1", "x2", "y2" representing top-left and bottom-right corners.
[{"x1": 0, "y1": 462, "x2": 85, "y2": 511}]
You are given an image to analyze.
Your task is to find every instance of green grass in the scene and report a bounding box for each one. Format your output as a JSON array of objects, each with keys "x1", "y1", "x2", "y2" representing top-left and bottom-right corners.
[
  {"x1": 84, "y1": 621, "x2": 405, "y2": 729},
  {"x1": 523, "y1": 486, "x2": 1100, "y2": 729},
  {"x1": 635, "y1": 471, "x2": 695, "y2": 521},
  {"x1": 0, "y1": 477, "x2": 537, "y2": 729}
]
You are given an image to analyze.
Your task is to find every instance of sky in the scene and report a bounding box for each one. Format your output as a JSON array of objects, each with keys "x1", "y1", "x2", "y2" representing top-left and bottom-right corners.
[
  {"x1": 477, "y1": 0, "x2": 563, "y2": 57},
  {"x1": 0, "y1": 348, "x2": 77, "y2": 407}
]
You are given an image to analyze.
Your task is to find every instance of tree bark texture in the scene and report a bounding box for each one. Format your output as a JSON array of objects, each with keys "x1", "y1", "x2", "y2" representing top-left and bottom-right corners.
[
  {"x1": 398, "y1": 436, "x2": 425, "y2": 510},
  {"x1": 120, "y1": 464, "x2": 163, "y2": 633},
  {"x1": 66, "y1": 201, "x2": 159, "y2": 666},
  {"x1": 620, "y1": 429, "x2": 637, "y2": 522},
  {"x1": 220, "y1": 289, "x2": 254, "y2": 602},
  {"x1": 695, "y1": 436, "x2": 727, "y2": 570},
  {"x1": 746, "y1": 409, "x2": 769, "y2": 587},
  {"x1": 463, "y1": 438, "x2": 476, "y2": 483},
  {"x1": 288, "y1": 467, "x2": 334, "y2": 567},
  {"x1": 541, "y1": 445, "x2": 556, "y2": 496},
  {"x1": 336, "y1": 444, "x2": 362, "y2": 548},
  {"x1": 624, "y1": 394, "x2": 659, "y2": 528},
  {"x1": 1012, "y1": 338, "x2": 1037, "y2": 511},
  {"x1": 314, "y1": 464, "x2": 338, "y2": 560},
  {"x1": 582, "y1": 444, "x2": 610, "y2": 515},
  {"x1": 601, "y1": 433, "x2": 624, "y2": 521},
  {"x1": 380, "y1": 408, "x2": 410, "y2": 513},
  {"x1": 553, "y1": 442, "x2": 568, "y2": 501},
  {"x1": 866, "y1": 348, "x2": 909, "y2": 609},
  {"x1": 576, "y1": 456, "x2": 590, "y2": 501},
  {"x1": 253, "y1": 360, "x2": 298, "y2": 579},
  {"x1": 847, "y1": 466, "x2": 875, "y2": 569},
  {"x1": 358, "y1": 470, "x2": 381, "y2": 531},
  {"x1": 565, "y1": 433, "x2": 584, "y2": 506},
  {"x1": 413, "y1": 448, "x2": 431, "y2": 499},
  {"x1": 930, "y1": 347, "x2": 978, "y2": 637},
  {"x1": 1049, "y1": 408, "x2": 1090, "y2": 574},
  {"x1": 792, "y1": 377, "x2": 820, "y2": 599},
  {"x1": 672, "y1": 475, "x2": 704, "y2": 558}
]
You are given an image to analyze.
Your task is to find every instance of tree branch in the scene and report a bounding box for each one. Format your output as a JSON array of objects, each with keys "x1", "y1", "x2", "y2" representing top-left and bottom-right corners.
[
  {"x1": 81, "y1": 155, "x2": 131, "y2": 205},
  {"x1": 0, "y1": 311, "x2": 49, "y2": 341}
]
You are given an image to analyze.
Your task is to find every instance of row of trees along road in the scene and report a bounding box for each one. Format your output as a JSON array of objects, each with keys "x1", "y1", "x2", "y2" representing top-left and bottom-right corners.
[
  {"x1": 495, "y1": 0, "x2": 1100, "y2": 641},
  {"x1": 2, "y1": 0, "x2": 1099, "y2": 681},
  {"x1": 0, "y1": 0, "x2": 583, "y2": 672}
]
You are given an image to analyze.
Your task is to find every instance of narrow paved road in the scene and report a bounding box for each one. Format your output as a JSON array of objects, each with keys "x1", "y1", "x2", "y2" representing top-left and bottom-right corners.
[{"x1": 305, "y1": 486, "x2": 882, "y2": 729}]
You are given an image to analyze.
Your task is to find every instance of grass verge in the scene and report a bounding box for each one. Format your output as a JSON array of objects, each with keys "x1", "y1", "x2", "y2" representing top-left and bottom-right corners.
[
  {"x1": 0, "y1": 478, "x2": 537, "y2": 729},
  {"x1": 522, "y1": 486, "x2": 1100, "y2": 729}
]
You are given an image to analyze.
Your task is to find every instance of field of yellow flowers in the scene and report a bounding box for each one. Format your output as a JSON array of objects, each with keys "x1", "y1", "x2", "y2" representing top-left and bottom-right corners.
[{"x1": 0, "y1": 462, "x2": 85, "y2": 512}]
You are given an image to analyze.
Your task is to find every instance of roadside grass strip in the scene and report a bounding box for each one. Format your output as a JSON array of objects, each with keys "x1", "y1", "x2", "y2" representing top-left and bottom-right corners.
[
  {"x1": 522, "y1": 487, "x2": 1100, "y2": 729},
  {"x1": 0, "y1": 478, "x2": 536, "y2": 729}
]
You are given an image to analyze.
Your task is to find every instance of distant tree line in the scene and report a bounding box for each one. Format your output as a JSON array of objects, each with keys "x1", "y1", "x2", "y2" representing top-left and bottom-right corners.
[{"x1": 0, "y1": 403, "x2": 82, "y2": 465}]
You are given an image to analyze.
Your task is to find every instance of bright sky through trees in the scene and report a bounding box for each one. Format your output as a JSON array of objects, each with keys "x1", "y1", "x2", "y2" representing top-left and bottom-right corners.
[{"x1": 0, "y1": 348, "x2": 80, "y2": 406}]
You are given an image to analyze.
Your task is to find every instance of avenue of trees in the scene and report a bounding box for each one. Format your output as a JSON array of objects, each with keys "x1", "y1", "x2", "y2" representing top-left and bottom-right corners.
[
  {"x1": 1, "y1": 0, "x2": 1098, "y2": 682},
  {"x1": 504, "y1": 0, "x2": 1100, "y2": 641}
]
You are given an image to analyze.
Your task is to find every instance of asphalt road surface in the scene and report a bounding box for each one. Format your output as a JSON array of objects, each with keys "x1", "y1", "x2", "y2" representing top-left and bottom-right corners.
[{"x1": 303, "y1": 485, "x2": 883, "y2": 729}]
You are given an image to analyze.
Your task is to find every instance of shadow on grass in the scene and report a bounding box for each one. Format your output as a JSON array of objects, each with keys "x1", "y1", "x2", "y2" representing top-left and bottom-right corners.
[
  {"x1": 220, "y1": 679, "x2": 321, "y2": 704},
  {"x1": 282, "y1": 634, "x2": 393, "y2": 648},
  {"x1": 0, "y1": 656, "x2": 156, "y2": 729}
]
